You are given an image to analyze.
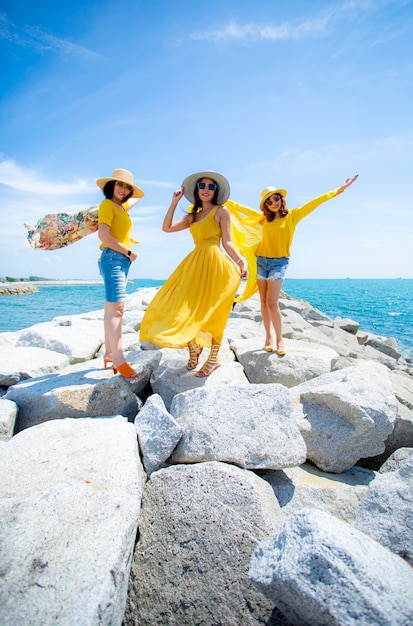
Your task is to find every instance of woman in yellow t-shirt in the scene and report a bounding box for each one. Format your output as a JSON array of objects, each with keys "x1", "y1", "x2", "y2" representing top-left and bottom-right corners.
[
  {"x1": 96, "y1": 168, "x2": 144, "y2": 379},
  {"x1": 257, "y1": 175, "x2": 358, "y2": 355}
]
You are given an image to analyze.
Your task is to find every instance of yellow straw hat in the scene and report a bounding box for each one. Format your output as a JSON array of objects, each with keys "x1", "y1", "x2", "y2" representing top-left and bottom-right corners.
[
  {"x1": 182, "y1": 170, "x2": 230, "y2": 205},
  {"x1": 96, "y1": 168, "x2": 144, "y2": 199},
  {"x1": 260, "y1": 186, "x2": 287, "y2": 211}
]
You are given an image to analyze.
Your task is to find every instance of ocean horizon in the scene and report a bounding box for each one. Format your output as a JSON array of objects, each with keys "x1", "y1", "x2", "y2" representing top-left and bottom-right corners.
[{"x1": 1, "y1": 278, "x2": 412, "y2": 359}]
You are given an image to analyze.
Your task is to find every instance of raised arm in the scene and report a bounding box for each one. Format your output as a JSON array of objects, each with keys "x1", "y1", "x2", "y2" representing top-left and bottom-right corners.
[
  {"x1": 336, "y1": 174, "x2": 359, "y2": 194},
  {"x1": 162, "y1": 187, "x2": 193, "y2": 233},
  {"x1": 216, "y1": 206, "x2": 248, "y2": 279}
]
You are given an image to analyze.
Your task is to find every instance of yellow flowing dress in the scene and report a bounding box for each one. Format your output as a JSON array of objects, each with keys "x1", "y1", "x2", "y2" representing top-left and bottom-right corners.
[{"x1": 139, "y1": 206, "x2": 241, "y2": 348}]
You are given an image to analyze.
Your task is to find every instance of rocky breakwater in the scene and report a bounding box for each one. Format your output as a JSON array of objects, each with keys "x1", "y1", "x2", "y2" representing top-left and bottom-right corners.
[
  {"x1": 0, "y1": 282, "x2": 36, "y2": 295},
  {"x1": 1, "y1": 288, "x2": 412, "y2": 625}
]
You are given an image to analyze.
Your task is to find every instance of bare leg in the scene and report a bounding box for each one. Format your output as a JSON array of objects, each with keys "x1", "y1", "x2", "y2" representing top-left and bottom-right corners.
[
  {"x1": 258, "y1": 279, "x2": 285, "y2": 353},
  {"x1": 257, "y1": 279, "x2": 273, "y2": 349},
  {"x1": 104, "y1": 301, "x2": 127, "y2": 368},
  {"x1": 266, "y1": 279, "x2": 286, "y2": 353}
]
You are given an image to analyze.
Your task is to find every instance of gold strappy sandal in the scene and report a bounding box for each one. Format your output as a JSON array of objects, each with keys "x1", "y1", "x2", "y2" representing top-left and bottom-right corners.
[
  {"x1": 195, "y1": 343, "x2": 221, "y2": 378},
  {"x1": 187, "y1": 340, "x2": 203, "y2": 370}
]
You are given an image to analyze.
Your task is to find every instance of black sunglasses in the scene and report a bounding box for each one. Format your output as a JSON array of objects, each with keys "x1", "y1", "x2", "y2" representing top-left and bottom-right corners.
[
  {"x1": 265, "y1": 194, "x2": 282, "y2": 206},
  {"x1": 197, "y1": 182, "x2": 217, "y2": 191}
]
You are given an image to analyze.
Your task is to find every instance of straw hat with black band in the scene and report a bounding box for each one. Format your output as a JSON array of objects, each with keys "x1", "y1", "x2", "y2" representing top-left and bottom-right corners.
[
  {"x1": 96, "y1": 168, "x2": 144, "y2": 199},
  {"x1": 182, "y1": 170, "x2": 230, "y2": 205}
]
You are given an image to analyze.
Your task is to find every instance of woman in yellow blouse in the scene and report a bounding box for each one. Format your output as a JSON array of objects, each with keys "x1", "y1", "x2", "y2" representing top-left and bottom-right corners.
[
  {"x1": 96, "y1": 168, "x2": 144, "y2": 379},
  {"x1": 257, "y1": 175, "x2": 358, "y2": 355}
]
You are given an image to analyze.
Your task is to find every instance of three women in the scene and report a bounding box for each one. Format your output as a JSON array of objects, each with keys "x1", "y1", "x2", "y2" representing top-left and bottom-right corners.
[{"x1": 97, "y1": 167, "x2": 358, "y2": 378}]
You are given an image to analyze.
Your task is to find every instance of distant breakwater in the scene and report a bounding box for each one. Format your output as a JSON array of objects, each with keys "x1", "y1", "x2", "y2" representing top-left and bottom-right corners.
[{"x1": 0, "y1": 280, "x2": 104, "y2": 295}]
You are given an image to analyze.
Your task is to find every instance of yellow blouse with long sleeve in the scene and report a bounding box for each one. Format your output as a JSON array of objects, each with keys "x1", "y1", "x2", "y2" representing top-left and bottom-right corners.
[
  {"x1": 98, "y1": 199, "x2": 137, "y2": 250},
  {"x1": 225, "y1": 188, "x2": 342, "y2": 301},
  {"x1": 255, "y1": 189, "x2": 340, "y2": 258}
]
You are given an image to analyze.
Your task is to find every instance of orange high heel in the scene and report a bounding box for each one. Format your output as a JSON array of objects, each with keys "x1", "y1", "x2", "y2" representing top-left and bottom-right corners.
[
  {"x1": 103, "y1": 357, "x2": 113, "y2": 369},
  {"x1": 112, "y1": 362, "x2": 139, "y2": 379}
]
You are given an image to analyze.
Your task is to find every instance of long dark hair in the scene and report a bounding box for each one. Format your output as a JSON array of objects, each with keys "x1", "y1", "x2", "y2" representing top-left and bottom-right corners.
[
  {"x1": 103, "y1": 180, "x2": 133, "y2": 203},
  {"x1": 262, "y1": 195, "x2": 288, "y2": 222},
  {"x1": 189, "y1": 178, "x2": 220, "y2": 214}
]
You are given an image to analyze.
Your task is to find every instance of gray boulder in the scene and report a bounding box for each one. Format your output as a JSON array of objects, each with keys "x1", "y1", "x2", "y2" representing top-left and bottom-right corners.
[
  {"x1": 260, "y1": 463, "x2": 375, "y2": 522},
  {"x1": 170, "y1": 384, "x2": 306, "y2": 470},
  {"x1": 231, "y1": 337, "x2": 338, "y2": 387},
  {"x1": 6, "y1": 361, "x2": 140, "y2": 432},
  {"x1": 124, "y1": 461, "x2": 285, "y2": 626},
  {"x1": 0, "y1": 398, "x2": 18, "y2": 441},
  {"x1": 290, "y1": 360, "x2": 398, "y2": 472},
  {"x1": 134, "y1": 393, "x2": 183, "y2": 475},
  {"x1": 2, "y1": 346, "x2": 70, "y2": 387},
  {"x1": 354, "y1": 455, "x2": 413, "y2": 565},
  {"x1": 16, "y1": 317, "x2": 105, "y2": 363},
  {"x1": 0, "y1": 416, "x2": 145, "y2": 626},
  {"x1": 249, "y1": 508, "x2": 413, "y2": 626},
  {"x1": 379, "y1": 446, "x2": 413, "y2": 473},
  {"x1": 150, "y1": 348, "x2": 248, "y2": 411}
]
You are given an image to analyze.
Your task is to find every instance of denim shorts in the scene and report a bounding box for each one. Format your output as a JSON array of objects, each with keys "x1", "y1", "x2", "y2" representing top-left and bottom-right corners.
[
  {"x1": 98, "y1": 247, "x2": 131, "y2": 302},
  {"x1": 256, "y1": 256, "x2": 289, "y2": 281}
]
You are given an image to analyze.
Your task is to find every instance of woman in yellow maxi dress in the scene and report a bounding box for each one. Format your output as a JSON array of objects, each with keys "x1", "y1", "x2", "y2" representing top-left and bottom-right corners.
[{"x1": 139, "y1": 170, "x2": 248, "y2": 377}]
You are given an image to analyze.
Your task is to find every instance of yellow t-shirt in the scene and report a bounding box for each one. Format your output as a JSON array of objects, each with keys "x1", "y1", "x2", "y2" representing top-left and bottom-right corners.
[
  {"x1": 255, "y1": 189, "x2": 339, "y2": 258},
  {"x1": 98, "y1": 199, "x2": 133, "y2": 251}
]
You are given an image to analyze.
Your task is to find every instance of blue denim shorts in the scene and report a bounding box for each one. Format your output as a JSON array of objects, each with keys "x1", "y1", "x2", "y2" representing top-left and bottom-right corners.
[
  {"x1": 256, "y1": 256, "x2": 289, "y2": 281},
  {"x1": 98, "y1": 247, "x2": 131, "y2": 302}
]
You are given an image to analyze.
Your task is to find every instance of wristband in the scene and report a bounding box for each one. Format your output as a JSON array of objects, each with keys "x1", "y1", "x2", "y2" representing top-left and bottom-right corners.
[{"x1": 236, "y1": 258, "x2": 243, "y2": 265}]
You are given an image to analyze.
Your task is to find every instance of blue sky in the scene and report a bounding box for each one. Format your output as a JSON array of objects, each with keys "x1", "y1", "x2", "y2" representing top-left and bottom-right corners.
[{"x1": 1, "y1": 0, "x2": 412, "y2": 280}]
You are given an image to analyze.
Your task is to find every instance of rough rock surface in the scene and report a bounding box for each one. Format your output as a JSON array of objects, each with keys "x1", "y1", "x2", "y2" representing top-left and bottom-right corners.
[
  {"x1": 249, "y1": 509, "x2": 413, "y2": 626},
  {"x1": 124, "y1": 461, "x2": 286, "y2": 626},
  {"x1": 0, "y1": 416, "x2": 146, "y2": 626}
]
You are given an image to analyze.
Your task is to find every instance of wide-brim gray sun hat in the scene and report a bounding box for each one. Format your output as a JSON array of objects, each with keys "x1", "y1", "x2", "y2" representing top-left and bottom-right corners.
[
  {"x1": 182, "y1": 170, "x2": 230, "y2": 205},
  {"x1": 96, "y1": 168, "x2": 144, "y2": 199}
]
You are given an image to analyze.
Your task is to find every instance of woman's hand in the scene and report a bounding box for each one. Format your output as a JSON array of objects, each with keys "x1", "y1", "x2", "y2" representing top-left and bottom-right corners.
[
  {"x1": 238, "y1": 260, "x2": 248, "y2": 279},
  {"x1": 337, "y1": 174, "x2": 359, "y2": 194},
  {"x1": 172, "y1": 186, "x2": 184, "y2": 203}
]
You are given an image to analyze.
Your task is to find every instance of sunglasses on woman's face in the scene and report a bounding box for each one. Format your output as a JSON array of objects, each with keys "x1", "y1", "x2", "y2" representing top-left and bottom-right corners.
[
  {"x1": 115, "y1": 181, "x2": 133, "y2": 192},
  {"x1": 265, "y1": 194, "x2": 282, "y2": 206},
  {"x1": 197, "y1": 182, "x2": 217, "y2": 191}
]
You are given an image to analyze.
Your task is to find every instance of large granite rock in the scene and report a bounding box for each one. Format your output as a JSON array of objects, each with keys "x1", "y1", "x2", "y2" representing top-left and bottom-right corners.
[
  {"x1": 354, "y1": 455, "x2": 413, "y2": 565},
  {"x1": 16, "y1": 317, "x2": 105, "y2": 363},
  {"x1": 0, "y1": 398, "x2": 18, "y2": 441},
  {"x1": 134, "y1": 393, "x2": 183, "y2": 475},
  {"x1": 290, "y1": 360, "x2": 399, "y2": 472},
  {"x1": 150, "y1": 346, "x2": 249, "y2": 410},
  {"x1": 169, "y1": 384, "x2": 307, "y2": 470},
  {"x1": 124, "y1": 461, "x2": 286, "y2": 626},
  {"x1": 2, "y1": 346, "x2": 70, "y2": 386},
  {"x1": 231, "y1": 337, "x2": 339, "y2": 387},
  {"x1": 249, "y1": 509, "x2": 413, "y2": 626},
  {"x1": 0, "y1": 416, "x2": 145, "y2": 626},
  {"x1": 260, "y1": 462, "x2": 375, "y2": 522}
]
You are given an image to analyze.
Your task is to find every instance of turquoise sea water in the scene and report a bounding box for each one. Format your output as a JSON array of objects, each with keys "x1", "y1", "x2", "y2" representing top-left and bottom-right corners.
[{"x1": 0, "y1": 278, "x2": 412, "y2": 358}]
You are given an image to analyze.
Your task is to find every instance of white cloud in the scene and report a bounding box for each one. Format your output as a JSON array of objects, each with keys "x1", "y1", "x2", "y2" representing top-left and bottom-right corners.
[
  {"x1": 190, "y1": 16, "x2": 332, "y2": 43},
  {"x1": 0, "y1": 160, "x2": 93, "y2": 195},
  {"x1": 0, "y1": 13, "x2": 102, "y2": 61}
]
